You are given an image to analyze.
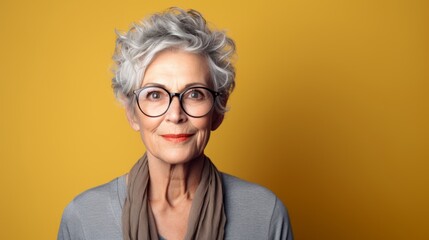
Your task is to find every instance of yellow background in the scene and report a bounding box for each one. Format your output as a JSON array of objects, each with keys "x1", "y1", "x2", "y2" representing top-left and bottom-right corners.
[{"x1": 1, "y1": 0, "x2": 428, "y2": 239}]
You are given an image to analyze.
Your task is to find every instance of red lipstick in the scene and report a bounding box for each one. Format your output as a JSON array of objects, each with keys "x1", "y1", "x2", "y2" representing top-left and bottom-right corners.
[{"x1": 161, "y1": 134, "x2": 194, "y2": 143}]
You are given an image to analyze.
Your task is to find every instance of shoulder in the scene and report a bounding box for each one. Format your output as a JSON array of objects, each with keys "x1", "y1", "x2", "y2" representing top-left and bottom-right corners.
[
  {"x1": 221, "y1": 173, "x2": 280, "y2": 218},
  {"x1": 221, "y1": 173, "x2": 277, "y2": 202},
  {"x1": 66, "y1": 176, "x2": 121, "y2": 215},
  {"x1": 221, "y1": 173, "x2": 293, "y2": 240},
  {"x1": 58, "y1": 176, "x2": 125, "y2": 240},
  {"x1": 78, "y1": 177, "x2": 120, "y2": 201}
]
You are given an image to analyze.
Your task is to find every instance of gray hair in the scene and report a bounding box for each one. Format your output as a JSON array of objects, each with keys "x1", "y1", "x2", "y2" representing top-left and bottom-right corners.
[{"x1": 112, "y1": 7, "x2": 236, "y2": 114}]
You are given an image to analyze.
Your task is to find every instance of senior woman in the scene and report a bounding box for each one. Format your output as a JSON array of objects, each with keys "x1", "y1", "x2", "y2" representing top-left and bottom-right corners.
[{"x1": 58, "y1": 7, "x2": 293, "y2": 240}]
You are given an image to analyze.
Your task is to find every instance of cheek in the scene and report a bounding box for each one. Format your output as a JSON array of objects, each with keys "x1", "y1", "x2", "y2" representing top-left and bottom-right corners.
[
  {"x1": 194, "y1": 115, "x2": 213, "y2": 131},
  {"x1": 138, "y1": 116, "x2": 162, "y2": 142},
  {"x1": 194, "y1": 117, "x2": 213, "y2": 144}
]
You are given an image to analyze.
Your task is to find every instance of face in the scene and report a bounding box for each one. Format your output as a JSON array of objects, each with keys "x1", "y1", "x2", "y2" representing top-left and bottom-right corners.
[{"x1": 126, "y1": 50, "x2": 223, "y2": 165}]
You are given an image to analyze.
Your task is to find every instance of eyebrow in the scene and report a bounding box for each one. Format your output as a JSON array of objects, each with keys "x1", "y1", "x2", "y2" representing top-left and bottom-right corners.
[{"x1": 142, "y1": 82, "x2": 210, "y2": 91}]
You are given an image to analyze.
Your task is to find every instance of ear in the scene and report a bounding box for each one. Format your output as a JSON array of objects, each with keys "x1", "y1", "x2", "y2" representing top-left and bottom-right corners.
[
  {"x1": 125, "y1": 105, "x2": 141, "y2": 131},
  {"x1": 211, "y1": 112, "x2": 224, "y2": 131}
]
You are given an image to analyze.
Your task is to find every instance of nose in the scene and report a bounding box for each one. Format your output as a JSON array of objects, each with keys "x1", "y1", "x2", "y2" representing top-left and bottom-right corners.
[{"x1": 165, "y1": 95, "x2": 187, "y2": 123}]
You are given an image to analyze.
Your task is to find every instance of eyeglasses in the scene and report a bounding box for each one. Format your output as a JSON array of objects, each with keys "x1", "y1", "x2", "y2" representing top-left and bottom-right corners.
[{"x1": 133, "y1": 86, "x2": 220, "y2": 118}]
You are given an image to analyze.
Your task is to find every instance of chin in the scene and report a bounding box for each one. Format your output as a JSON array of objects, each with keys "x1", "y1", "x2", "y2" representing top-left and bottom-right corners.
[{"x1": 150, "y1": 150, "x2": 202, "y2": 166}]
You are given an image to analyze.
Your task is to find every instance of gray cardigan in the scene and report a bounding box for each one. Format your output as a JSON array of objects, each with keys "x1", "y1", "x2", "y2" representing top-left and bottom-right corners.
[{"x1": 58, "y1": 173, "x2": 293, "y2": 240}]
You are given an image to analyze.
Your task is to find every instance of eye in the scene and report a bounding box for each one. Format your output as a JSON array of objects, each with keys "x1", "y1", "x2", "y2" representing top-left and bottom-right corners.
[
  {"x1": 184, "y1": 88, "x2": 208, "y2": 102},
  {"x1": 141, "y1": 88, "x2": 166, "y2": 102},
  {"x1": 148, "y1": 91, "x2": 161, "y2": 99},
  {"x1": 186, "y1": 89, "x2": 205, "y2": 100}
]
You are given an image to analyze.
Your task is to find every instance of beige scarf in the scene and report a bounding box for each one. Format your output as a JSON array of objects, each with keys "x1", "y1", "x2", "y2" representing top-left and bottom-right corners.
[{"x1": 122, "y1": 153, "x2": 226, "y2": 240}]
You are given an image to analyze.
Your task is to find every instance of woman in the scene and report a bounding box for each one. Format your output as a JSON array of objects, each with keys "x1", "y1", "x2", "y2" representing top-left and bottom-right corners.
[{"x1": 58, "y1": 8, "x2": 293, "y2": 240}]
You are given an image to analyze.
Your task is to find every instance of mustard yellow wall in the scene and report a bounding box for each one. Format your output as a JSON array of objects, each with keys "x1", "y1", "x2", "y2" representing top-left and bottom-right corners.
[{"x1": 1, "y1": 0, "x2": 428, "y2": 239}]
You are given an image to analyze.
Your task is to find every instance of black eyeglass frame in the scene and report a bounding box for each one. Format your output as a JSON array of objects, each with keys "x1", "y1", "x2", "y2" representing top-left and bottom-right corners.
[{"x1": 133, "y1": 86, "x2": 221, "y2": 118}]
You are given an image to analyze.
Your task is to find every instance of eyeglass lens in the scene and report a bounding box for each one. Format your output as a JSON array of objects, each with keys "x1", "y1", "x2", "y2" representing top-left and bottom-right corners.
[{"x1": 136, "y1": 87, "x2": 215, "y2": 117}]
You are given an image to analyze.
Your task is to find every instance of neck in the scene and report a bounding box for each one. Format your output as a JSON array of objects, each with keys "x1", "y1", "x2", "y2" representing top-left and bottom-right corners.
[{"x1": 146, "y1": 153, "x2": 205, "y2": 207}]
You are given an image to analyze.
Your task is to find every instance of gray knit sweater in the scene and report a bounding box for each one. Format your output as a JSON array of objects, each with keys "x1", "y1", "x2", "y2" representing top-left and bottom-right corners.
[{"x1": 58, "y1": 173, "x2": 293, "y2": 240}]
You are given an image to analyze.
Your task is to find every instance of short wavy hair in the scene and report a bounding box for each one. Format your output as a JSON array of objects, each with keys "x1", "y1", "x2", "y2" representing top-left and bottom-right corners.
[{"x1": 112, "y1": 7, "x2": 236, "y2": 114}]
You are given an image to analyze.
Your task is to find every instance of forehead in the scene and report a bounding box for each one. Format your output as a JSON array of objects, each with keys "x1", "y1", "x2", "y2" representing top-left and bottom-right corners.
[{"x1": 142, "y1": 50, "x2": 211, "y2": 89}]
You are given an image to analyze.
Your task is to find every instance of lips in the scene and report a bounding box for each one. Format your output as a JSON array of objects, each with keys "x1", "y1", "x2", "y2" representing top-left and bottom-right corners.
[{"x1": 161, "y1": 134, "x2": 194, "y2": 143}]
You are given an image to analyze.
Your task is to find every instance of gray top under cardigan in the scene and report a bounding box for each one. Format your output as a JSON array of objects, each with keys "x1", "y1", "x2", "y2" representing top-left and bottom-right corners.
[{"x1": 58, "y1": 173, "x2": 293, "y2": 240}]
